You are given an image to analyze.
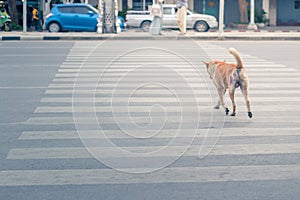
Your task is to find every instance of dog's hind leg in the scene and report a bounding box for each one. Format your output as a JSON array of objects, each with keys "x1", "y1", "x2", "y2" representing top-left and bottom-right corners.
[
  {"x1": 228, "y1": 88, "x2": 236, "y2": 116},
  {"x1": 214, "y1": 100, "x2": 220, "y2": 109},
  {"x1": 217, "y1": 88, "x2": 229, "y2": 115},
  {"x1": 240, "y1": 86, "x2": 252, "y2": 118}
]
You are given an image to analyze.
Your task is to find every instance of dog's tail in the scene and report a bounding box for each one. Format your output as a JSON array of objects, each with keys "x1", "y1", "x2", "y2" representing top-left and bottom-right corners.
[{"x1": 229, "y1": 48, "x2": 244, "y2": 69}]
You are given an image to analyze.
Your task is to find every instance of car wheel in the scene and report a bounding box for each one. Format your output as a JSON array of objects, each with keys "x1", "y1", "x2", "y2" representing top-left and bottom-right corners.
[
  {"x1": 194, "y1": 21, "x2": 209, "y2": 32},
  {"x1": 141, "y1": 21, "x2": 151, "y2": 32},
  {"x1": 48, "y1": 22, "x2": 61, "y2": 32}
]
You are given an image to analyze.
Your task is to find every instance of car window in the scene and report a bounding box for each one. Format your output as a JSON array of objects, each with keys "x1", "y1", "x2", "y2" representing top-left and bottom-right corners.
[
  {"x1": 163, "y1": 8, "x2": 172, "y2": 15},
  {"x1": 58, "y1": 7, "x2": 72, "y2": 13},
  {"x1": 73, "y1": 6, "x2": 91, "y2": 14}
]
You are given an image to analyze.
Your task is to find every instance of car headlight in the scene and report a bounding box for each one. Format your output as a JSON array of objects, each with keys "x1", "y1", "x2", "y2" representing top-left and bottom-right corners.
[
  {"x1": 208, "y1": 16, "x2": 216, "y2": 21},
  {"x1": 45, "y1": 13, "x2": 53, "y2": 20}
]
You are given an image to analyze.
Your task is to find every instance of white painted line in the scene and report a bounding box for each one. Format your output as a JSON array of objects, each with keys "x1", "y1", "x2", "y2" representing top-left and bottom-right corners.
[
  {"x1": 34, "y1": 105, "x2": 299, "y2": 113},
  {"x1": 26, "y1": 117, "x2": 75, "y2": 125},
  {"x1": 58, "y1": 65, "x2": 290, "y2": 72},
  {"x1": 58, "y1": 69, "x2": 205, "y2": 73},
  {"x1": 46, "y1": 83, "x2": 300, "y2": 89},
  {"x1": 34, "y1": 106, "x2": 206, "y2": 113},
  {"x1": 40, "y1": 97, "x2": 300, "y2": 103},
  {"x1": 1, "y1": 165, "x2": 299, "y2": 186},
  {"x1": 7, "y1": 143, "x2": 300, "y2": 160},
  {"x1": 49, "y1": 78, "x2": 300, "y2": 87},
  {"x1": 44, "y1": 89, "x2": 300, "y2": 95},
  {"x1": 0, "y1": 87, "x2": 47, "y2": 89},
  {"x1": 54, "y1": 72, "x2": 300, "y2": 77},
  {"x1": 25, "y1": 111, "x2": 300, "y2": 125},
  {"x1": 52, "y1": 77, "x2": 300, "y2": 83},
  {"x1": 41, "y1": 97, "x2": 188, "y2": 103},
  {"x1": 45, "y1": 89, "x2": 216, "y2": 94},
  {"x1": 63, "y1": 55, "x2": 222, "y2": 59},
  {"x1": 19, "y1": 127, "x2": 300, "y2": 140},
  {"x1": 50, "y1": 80, "x2": 213, "y2": 85},
  {"x1": 58, "y1": 64, "x2": 287, "y2": 71}
]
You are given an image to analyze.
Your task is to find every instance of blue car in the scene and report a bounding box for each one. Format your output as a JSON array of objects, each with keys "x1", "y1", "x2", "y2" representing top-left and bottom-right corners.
[{"x1": 45, "y1": 4, "x2": 99, "y2": 32}]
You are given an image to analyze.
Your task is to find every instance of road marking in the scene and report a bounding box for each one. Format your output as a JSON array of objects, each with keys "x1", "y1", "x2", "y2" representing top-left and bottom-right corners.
[
  {"x1": 44, "y1": 88, "x2": 300, "y2": 95},
  {"x1": 58, "y1": 65, "x2": 287, "y2": 72},
  {"x1": 23, "y1": 113, "x2": 300, "y2": 125},
  {"x1": 54, "y1": 72, "x2": 300, "y2": 77},
  {"x1": 51, "y1": 76, "x2": 299, "y2": 82},
  {"x1": 40, "y1": 97, "x2": 300, "y2": 103},
  {"x1": 6, "y1": 143, "x2": 300, "y2": 159},
  {"x1": 1, "y1": 165, "x2": 299, "y2": 186},
  {"x1": 59, "y1": 63, "x2": 286, "y2": 68},
  {"x1": 46, "y1": 83, "x2": 300, "y2": 89},
  {"x1": 19, "y1": 127, "x2": 300, "y2": 140},
  {"x1": 33, "y1": 105, "x2": 300, "y2": 113},
  {"x1": 0, "y1": 87, "x2": 47, "y2": 89},
  {"x1": 3, "y1": 42, "x2": 300, "y2": 188},
  {"x1": 49, "y1": 81, "x2": 300, "y2": 89},
  {"x1": 33, "y1": 106, "x2": 203, "y2": 113}
]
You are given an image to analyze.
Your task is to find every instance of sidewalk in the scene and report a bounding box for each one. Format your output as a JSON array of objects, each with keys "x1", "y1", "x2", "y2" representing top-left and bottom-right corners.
[{"x1": 1, "y1": 26, "x2": 300, "y2": 40}]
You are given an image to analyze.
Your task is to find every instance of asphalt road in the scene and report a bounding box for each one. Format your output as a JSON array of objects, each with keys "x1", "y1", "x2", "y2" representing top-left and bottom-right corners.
[{"x1": 0, "y1": 40, "x2": 300, "y2": 200}]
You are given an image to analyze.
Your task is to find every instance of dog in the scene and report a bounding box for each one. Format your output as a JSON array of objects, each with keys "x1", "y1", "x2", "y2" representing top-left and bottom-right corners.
[{"x1": 203, "y1": 48, "x2": 252, "y2": 118}]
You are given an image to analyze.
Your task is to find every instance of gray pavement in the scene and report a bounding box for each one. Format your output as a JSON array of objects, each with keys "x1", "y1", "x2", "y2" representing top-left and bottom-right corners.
[
  {"x1": 1, "y1": 40, "x2": 300, "y2": 200},
  {"x1": 1, "y1": 26, "x2": 300, "y2": 40}
]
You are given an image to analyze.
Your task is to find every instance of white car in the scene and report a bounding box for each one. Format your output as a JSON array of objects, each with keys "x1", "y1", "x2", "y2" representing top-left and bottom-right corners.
[{"x1": 126, "y1": 4, "x2": 218, "y2": 32}]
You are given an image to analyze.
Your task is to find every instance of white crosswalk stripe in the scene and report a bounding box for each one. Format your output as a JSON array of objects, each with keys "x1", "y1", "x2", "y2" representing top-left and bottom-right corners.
[
  {"x1": 1, "y1": 165, "x2": 300, "y2": 186},
  {"x1": 3, "y1": 41, "x2": 300, "y2": 186},
  {"x1": 17, "y1": 127, "x2": 300, "y2": 140},
  {"x1": 7, "y1": 143, "x2": 300, "y2": 159}
]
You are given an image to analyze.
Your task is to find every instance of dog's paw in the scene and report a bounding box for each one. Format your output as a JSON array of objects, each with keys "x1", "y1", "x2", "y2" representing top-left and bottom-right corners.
[
  {"x1": 214, "y1": 105, "x2": 220, "y2": 109},
  {"x1": 225, "y1": 108, "x2": 230, "y2": 115},
  {"x1": 230, "y1": 113, "x2": 236, "y2": 116},
  {"x1": 248, "y1": 112, "x2": 253, "y2": 118}
]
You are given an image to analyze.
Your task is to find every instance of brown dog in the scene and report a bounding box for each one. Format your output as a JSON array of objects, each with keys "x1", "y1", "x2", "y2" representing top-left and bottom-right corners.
[{"x1": 203, "y1": 48, "x2": 252, "y2": 118}]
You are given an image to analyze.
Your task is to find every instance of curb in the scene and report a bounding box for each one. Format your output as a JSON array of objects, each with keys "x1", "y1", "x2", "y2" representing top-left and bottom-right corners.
[
  {"x1": 1, "y1": 33, "x2": 300, "y2": 41},
  {"x1": 1, "y1": 36, "x2": 21, "y2": 41}
]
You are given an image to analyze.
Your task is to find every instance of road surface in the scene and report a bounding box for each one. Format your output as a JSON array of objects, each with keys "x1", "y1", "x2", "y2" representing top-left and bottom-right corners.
[{"x1": 0, "y1": 40, "x2": 300, "y2": 200}]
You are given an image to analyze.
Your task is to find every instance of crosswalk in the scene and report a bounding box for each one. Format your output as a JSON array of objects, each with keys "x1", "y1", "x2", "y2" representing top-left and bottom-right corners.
[{"x1": 1, "y1": 40, "x2": 300, "y2": 185}]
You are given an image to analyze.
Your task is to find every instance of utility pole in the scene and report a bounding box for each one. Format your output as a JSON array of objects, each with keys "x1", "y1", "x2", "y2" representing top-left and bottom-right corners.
[
  {"x1": 218, "y1": 0, "x2": 224, "y2": 39},
  {"x1": 97, "y1": 0, "x2": 103, "y2": 33},
  {"x1": 247, "y1": 0, "x2": 258, "y2": 30},
  {"x1": 22, "y1": 0, "x2": 27, "y2": 33}
]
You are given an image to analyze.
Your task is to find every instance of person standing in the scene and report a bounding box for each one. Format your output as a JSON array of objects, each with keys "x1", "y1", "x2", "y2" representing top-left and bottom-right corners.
[
  {"x1": 149, "y1": 0, "x2": 164, "y2": 35},
  {"x1": 27, "y1": 6, "x2": 33, "y2": 31},
  {"x1": 32, "y1": 6, "x2": 39, "y2": 31},
  {"x1": 176, "y1": 0, "x2": 188, "y2": 35}
]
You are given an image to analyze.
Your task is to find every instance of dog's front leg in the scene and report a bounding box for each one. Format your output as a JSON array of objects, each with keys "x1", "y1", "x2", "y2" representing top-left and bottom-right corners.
[{"x1": 217, "y1": 88, "x2": 229, "y2": 115}]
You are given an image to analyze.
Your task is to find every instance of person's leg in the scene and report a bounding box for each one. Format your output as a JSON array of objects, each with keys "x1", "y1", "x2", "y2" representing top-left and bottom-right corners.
[
  {"x1": 159, "y1": 17, "x2": 162, "y2": 34},
  {"x1": 149, "y1": 16, "x2": 160, "y2": 35},
  {"x1": 32, "y1": 20, "x2": 36, "y2": 31},
  {"x1": 182, "y1": 6, "x2": 187, "y2": 34},
  {"x1": 176, "y1": 7, "x2": 183, "y2": 33}
]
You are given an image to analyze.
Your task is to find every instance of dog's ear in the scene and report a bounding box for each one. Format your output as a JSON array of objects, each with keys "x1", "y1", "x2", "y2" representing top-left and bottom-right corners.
[{"x1": 202, "y1": 61, "x2": 210, "y2": 68}]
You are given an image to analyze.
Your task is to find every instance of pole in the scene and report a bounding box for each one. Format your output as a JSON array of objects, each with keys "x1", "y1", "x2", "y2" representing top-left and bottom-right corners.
[
  {"x1": 97, "y1": 0, "x2": 103, "y2": 33},
  {"x1": 218, "y1": 0, "x2": 224, "y2": 39},
  {"x1": 23, "y1": 0, "x2": 27, "y2": 33},
  {"x1": 247, "y1": 0, "x2": 258, "y2": 30}
]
